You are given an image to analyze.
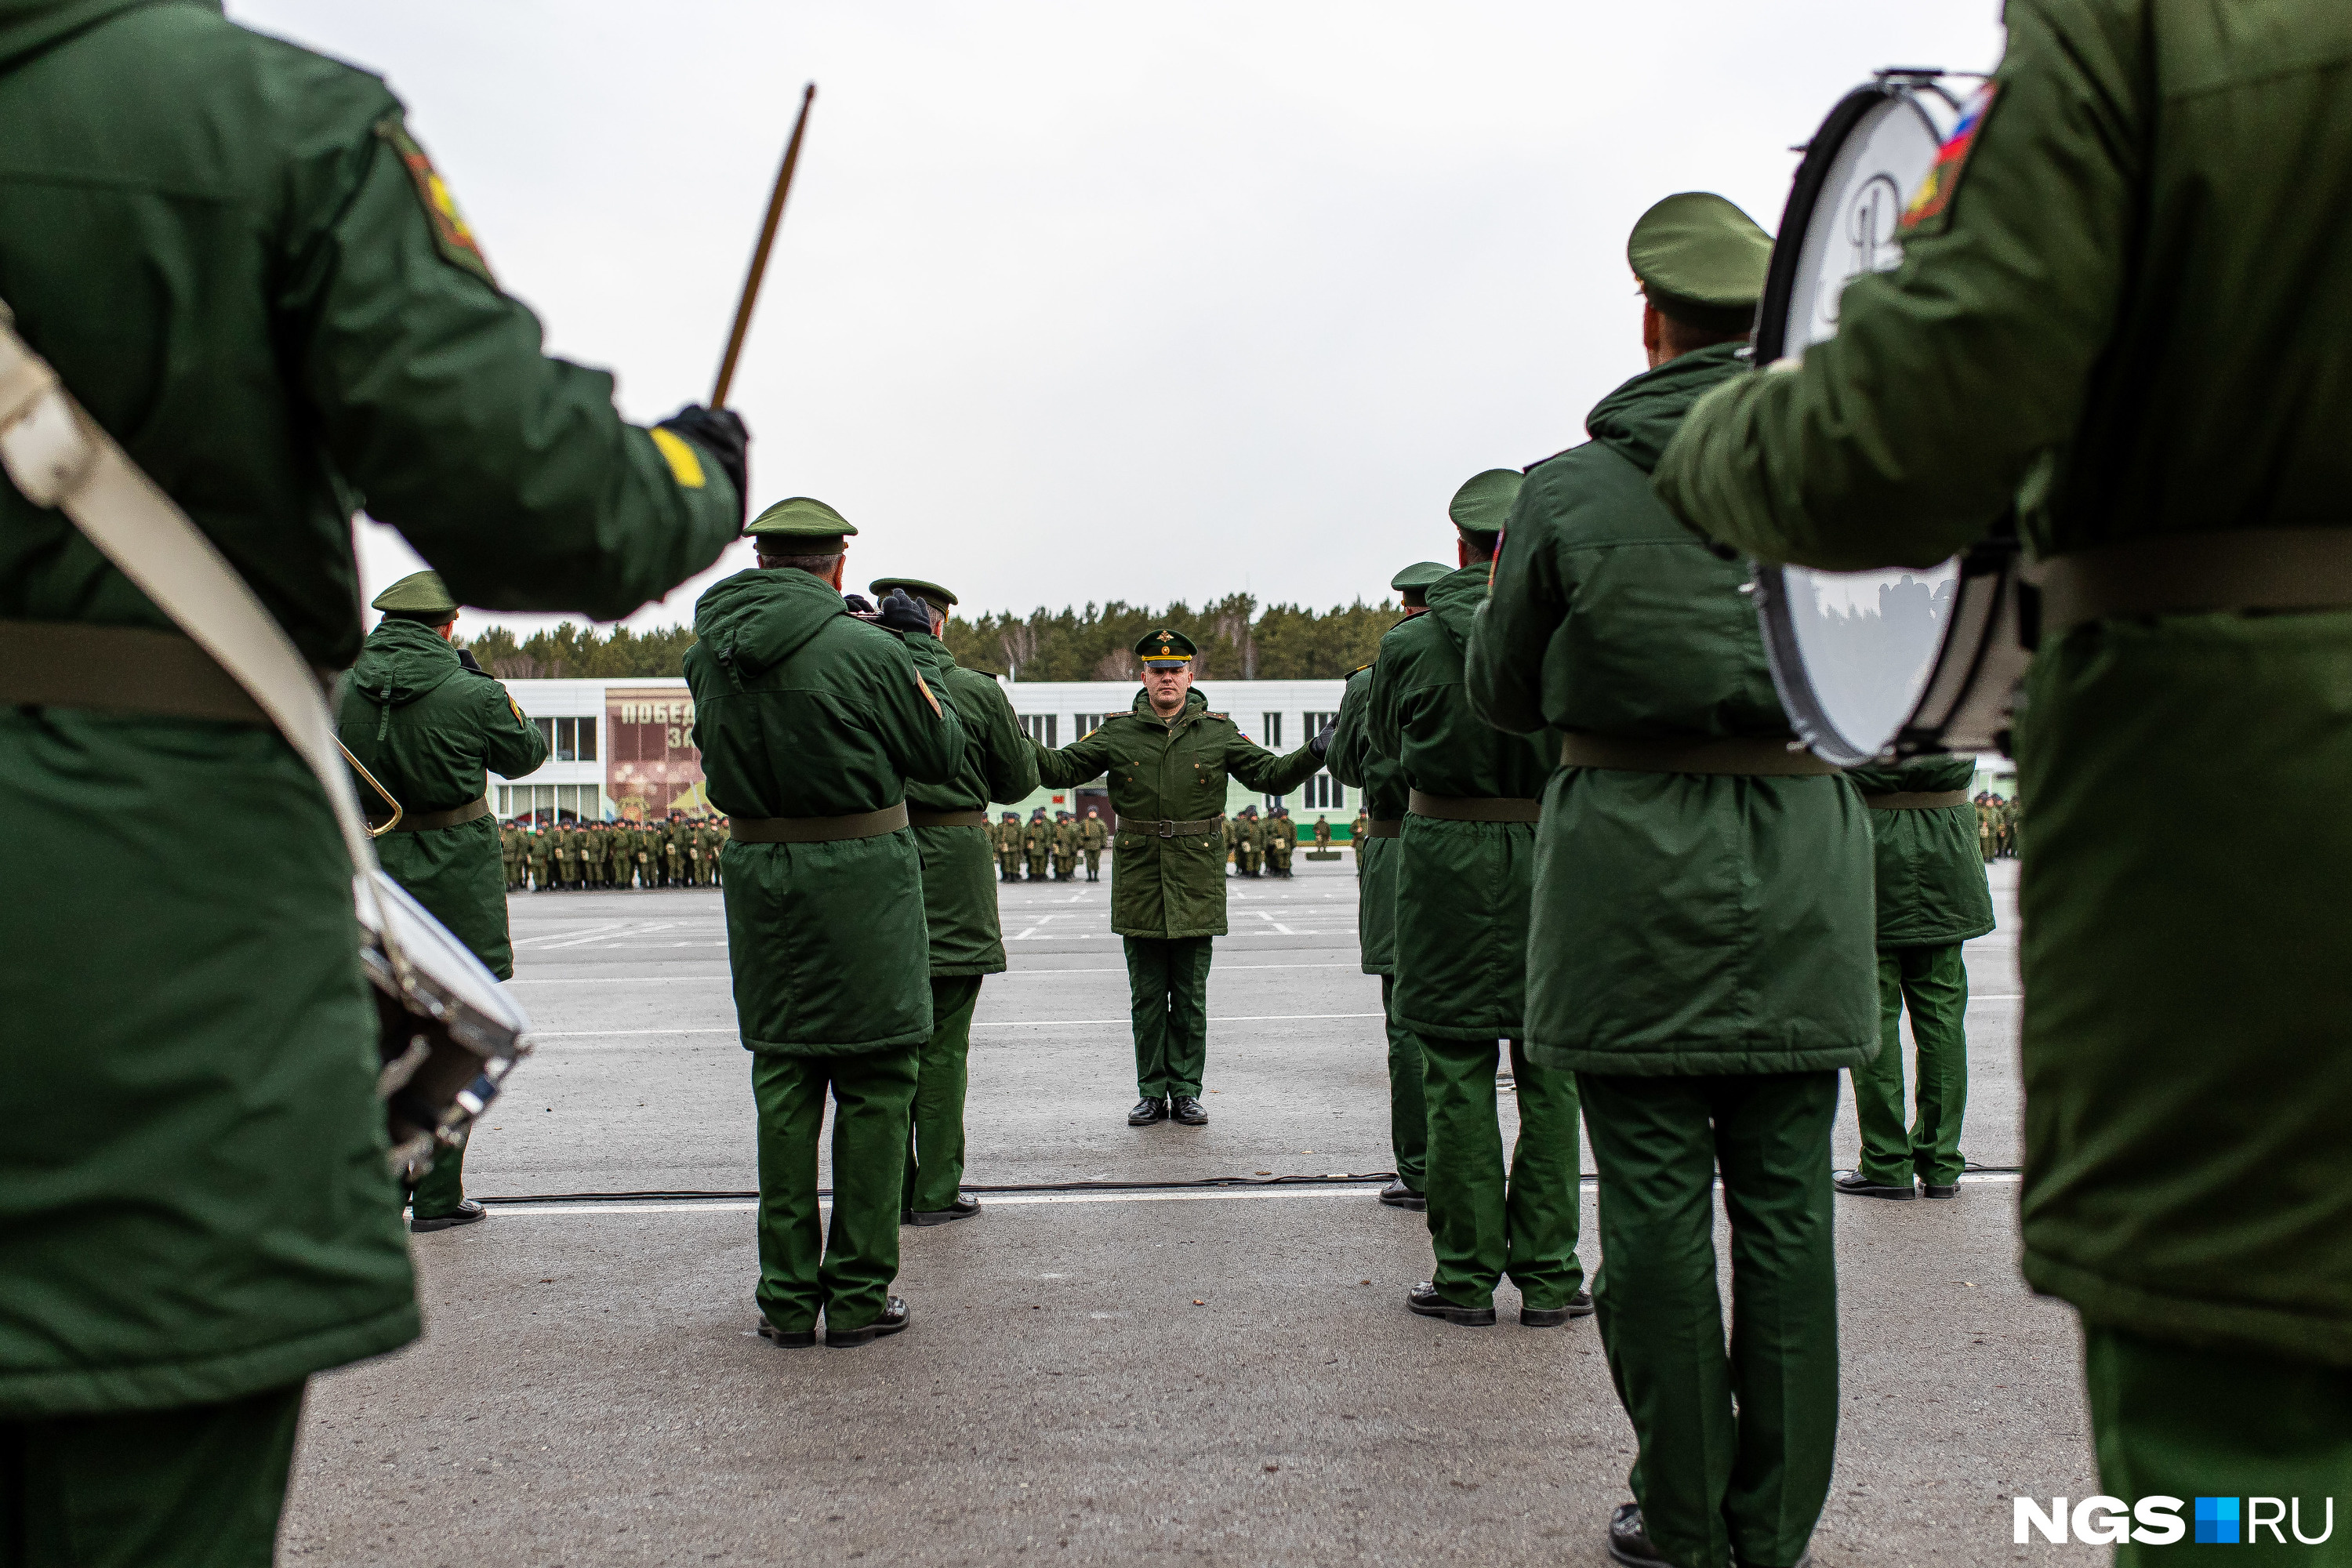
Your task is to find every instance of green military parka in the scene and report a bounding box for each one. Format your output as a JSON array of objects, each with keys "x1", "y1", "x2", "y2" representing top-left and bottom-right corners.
[
  {"x1": 1846, "y1": 756, "x2": 1995, "y2": 949},
  {"x1": 1326, "y1": 661, "x2": 1409, "y2": 975},
  {"x1": 338, "y1": 619, "x2": 547, "y2": 976},
  {"x1": 1465, "y1": 344, "x2": 1878, "y2": 1076},
  {"x1": 903, "y1": 630, "x2": 1038, "y2": 975},
  {"x1": 685, "y1": 569, "x2": 967, "y2": 1056},
  {"x1": 1033, "y1": 688, "x2": 1320, "y2": 938}
]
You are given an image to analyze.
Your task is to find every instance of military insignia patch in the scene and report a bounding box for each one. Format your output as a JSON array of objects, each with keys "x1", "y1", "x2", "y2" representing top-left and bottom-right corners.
[
  {"x1": 374, "y1": 114, "x2": 497, "y2": 286},
  {"x1": 1900, "y1": 82, "x2": 1998, "y2": 237},
  {"x1": 508, "y1": 696, "x2": 528, "y2": 725},
  {"x1": 915, "y1": 671, "x2": 942, "y2": 717},
  {"x1": 650, "y1": 427, "x2": 707, "y2": 489}
]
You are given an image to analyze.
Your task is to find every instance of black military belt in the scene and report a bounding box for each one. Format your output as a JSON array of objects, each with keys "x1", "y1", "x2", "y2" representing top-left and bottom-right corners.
[
  {"x1": 1860, "y1": 789, "x2": 1970, "y2": 811},
  {"x1": 907, "y1": 807, "x2": 989, "y2": 828},
  {"x1": 1406, "y1": 790, "x2": 1541, "y2": 823},
  {"x1": 2034, "y1": 528, "x2": 2352, "y2": 635},
  {"x1": 0, "y1": 619, "x2": 273, "y2": 723},
  {"x1": 1362, "y1": 818, "x2": 1403, "y2": 839},
  {"x1": 1122, "y1": 815, "x2": 1223, "y2": 839},
  {"x1": 730, "y1": 802, "x2": 910, "y2": 844},
  {"x1": 372, "y1": 797, "x2": 492, "y2": 832},
  {"x1": 1560, "y1": 733, "x2": 1838, "y2": 777}
]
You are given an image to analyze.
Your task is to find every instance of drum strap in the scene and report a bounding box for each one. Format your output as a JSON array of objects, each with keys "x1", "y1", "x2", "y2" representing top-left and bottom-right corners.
[
  {"x1": 2033, "y1": 528, "x2": 2352, "y2": 634},
  {"x1": 730, "y1": 802, "x2": 910, "y2": 843},
  {"x1": 374, "y1": 797, "x2": 492, "y2": 832},
  {"x1": 1860, "y1": 790, "x2": 1970, "y2": 811},
  {"x1": 1561, "y1": 733, "x2": 1841, "y2": 777},
  {"x1": 907, "y1": 807, "x2": 990, "y2": 829},
  {"x1": 1361, "y1": 818, "x2": 1404, "y2": 839},
  {"x1": 1406, "y1": 790, "x2": 1542, "y2": 823}
]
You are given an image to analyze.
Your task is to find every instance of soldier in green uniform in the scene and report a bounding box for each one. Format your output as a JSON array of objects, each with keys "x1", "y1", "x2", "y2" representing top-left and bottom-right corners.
[
  {"x1": 1469, "y1": 194, "x2": 1876, "y2": 1568},
  {"x1": 0, "y1": 1, "x2": 748, "y2": 1548},
  {"x1": 338, "y1": 570, "x2": 550, "y2": 1230},
  {"x1": 1239, "y1": 806, "x2": 1265, "y2": 877},
  {"x1": 996, "y1": 811, "x2": 1022, "y2": 881},
  {"x1": 1079, "y1": 807, "x2": 1109, "y2": 880},
  {"x1": 499, "y1": 818, "x2": 519, "y2": 890},
  {"x1": 548, "y1": 822, "x2": 571, "y2": 887},
  {"x1": 1023, "y1": 807, "x2": 1051, "y2": 881},
  {"x1": 1221, "y1": 813, "x2": 1238, "y2": 874},
  {"x1": 526, "y1": 823, "x2": 551, "y2": 891},
  {"x1": 1031, "y1": 630, "x2": 1326, "y2": 1126},
  {"x1": 1265, "y1": 806, "x2": 1295, "y2": 877},
  {"x1": 1053, "y1": 810, "x2": 1078, "y2": 880},
  {"x1": 1653, "y1": 1, "x2": 2352, "y2": 1523},
  {"x1": 584, "y1": 818, "x2": 609, "y2": 888},
  {"x1": 866, "y1": 575, "x2": 1040, "y2": 1227},
  {"x1": 1368, "y1": 476, "x2": 1584, "y2": 1331},
  {"x1": 1326, "y1": 561, "x2": 1449, "y2": 1211},
  {"x1": 684, "y1": 499, "x2": 966, "y2": 1350},
  {"x1": 1836, "y1": 756, "x2": 1996, "y2": 1203}
]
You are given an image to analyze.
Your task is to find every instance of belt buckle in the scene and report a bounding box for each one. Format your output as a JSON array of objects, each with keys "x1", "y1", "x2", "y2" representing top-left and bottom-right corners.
[{"x1": 1158, "y1": 820, "x2": 1174, "y2": 839}]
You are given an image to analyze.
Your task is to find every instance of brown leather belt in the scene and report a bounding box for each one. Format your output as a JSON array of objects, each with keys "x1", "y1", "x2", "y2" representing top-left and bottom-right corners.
[
  {"x1": 730, "y1": 802, "x2": 910, "y2": 844},
  {"x1": 1120, "y1": 815, "x2": 1223, "y2": 839},
  {"x1": 372, "y1": 797, "x2": 492, "y2": 832},
  {"x1": 907, "y1": 807, "x2": 990, "y2": 829},
  {"x1": 1560, "y1": 733, "x2": 1838, "y2": 777},
  {"x1": 1361, "y1": 818, "x2": 1403, "y2": 839},
  {"x1": 1860, "y1": 789, "x2": 1970, "y2": 811},
  {"x1": 1406, "y1": 790, "x2": 1541, "y2": 823},
  {"x1": 2034, "y1": 528, "x2": 2352, "y2": 635},
  {"x1": 0, "y1": 619, "x2": 274, "y2": 723}
]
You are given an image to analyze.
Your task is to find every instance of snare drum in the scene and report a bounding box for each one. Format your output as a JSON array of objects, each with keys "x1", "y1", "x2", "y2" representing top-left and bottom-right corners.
[
  {"x1": 1747, "y1": 71, "x2": 2034, "y2": 765},
  {"x1": 358, "y1": 870, "x2": 532, "y2": 1178}
]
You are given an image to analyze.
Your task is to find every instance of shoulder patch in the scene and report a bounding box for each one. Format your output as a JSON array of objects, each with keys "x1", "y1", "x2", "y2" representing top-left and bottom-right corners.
[
  {"x1": 1901, "y1": 82, "x2": 1998, "y2": 238},
  {"x1": 650, "y1": 427, "x2": 707, "y2": 489},
  {"x1": 508, "y1": 695, "x2": 528, "y2": 725},
  {"x1": 1204, "y1": 711, "x2": 1228, "y2": 721},
  {"x1": 374, "y1": 114, "x2": 497, "y2": 286}
]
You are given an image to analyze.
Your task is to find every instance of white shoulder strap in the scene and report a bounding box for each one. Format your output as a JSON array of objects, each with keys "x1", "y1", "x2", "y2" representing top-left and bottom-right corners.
[{"x1": 0, "y1": 302, "x2": 381, "y2": 881}]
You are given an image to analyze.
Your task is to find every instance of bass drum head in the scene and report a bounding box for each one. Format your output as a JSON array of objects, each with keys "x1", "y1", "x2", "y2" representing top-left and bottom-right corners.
[
  {"x1": 358, "y1": 870, "x2": 532, "y2": 1051},
  {"x1": 1751, "y1": 74, "x2": 1968, "y2": 764}
]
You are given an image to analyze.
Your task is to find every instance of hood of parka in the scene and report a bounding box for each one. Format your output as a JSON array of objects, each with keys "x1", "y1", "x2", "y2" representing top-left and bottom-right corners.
[
  {"x1": 692, "y1": 566, "x2": 848, "y2": 681},
  {"x1": 0, "y1": 0, "x2": 198, "y2": 70},
  {"x1": 1129, "y1": 685, "x2": 1207, "y2": 724},
  {"x1": 347, "y1": 617, "x2": 462, "y2": 708},
  {"x1": 1586, "y1": 341, "x2": 1749, "y2": 476},
  {"x1": 1424, "y1": 561, "x2": 1490, "y2": 647}
]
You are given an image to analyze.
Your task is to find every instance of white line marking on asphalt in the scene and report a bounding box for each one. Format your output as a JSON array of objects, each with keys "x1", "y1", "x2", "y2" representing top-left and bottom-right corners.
[
  {"x1": 510, "y1": 922, "x2": 637, "y2": 949},
  {"x1": 529, "y1": 1011, "x2": 1387, "y2": 1040}
]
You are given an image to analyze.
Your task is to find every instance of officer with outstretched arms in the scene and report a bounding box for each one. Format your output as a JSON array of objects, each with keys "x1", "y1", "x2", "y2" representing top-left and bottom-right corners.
[
  {"x1": 1325, "y1": 561, "x2": 1449, "y2": 1211},
  {"x1": 338, "y1": 569, "x2": 550, "y2": 1232},
  {"x1": 684, "y1": 501, "x2": 966, "y2": 1349},
  {"x1": 1368, "y1": 477, "x2": 1585, "y2": 1332},
  {"x1": 865, "y1": 573, "x2": 1040, "y2": 1229},
  {"x1": 1031, "y1": 629, "x2": 1327, "y2": 1127},
  {"x1": 1465, "y1": 193, "x2": 1877, "y2": 1568},
  {"x1": 1651, "y1": 0, "x2": 2352, "y2": 1521},
  {"x1": 0, "y1": 2, "x2": 748, "y2": 1552}
]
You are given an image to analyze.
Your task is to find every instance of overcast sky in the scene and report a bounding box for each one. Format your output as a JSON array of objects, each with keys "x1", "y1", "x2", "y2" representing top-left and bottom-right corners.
[{"x1": 233, "y1": 1, "x2": 2005, "y2": 637}]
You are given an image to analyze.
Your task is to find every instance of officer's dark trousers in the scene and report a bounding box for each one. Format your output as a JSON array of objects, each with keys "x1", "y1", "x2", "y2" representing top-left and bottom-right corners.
[
  {"x1": 1854, "y1": 944, "x2": 1969, "y2": 1188},
  {"x1": 1578, "y1": 1070, "x2": 1839, "y2": 1568},
  {"x1": 752, "y1": 1047, "x2": 919, "y2": 1334},
  {"x1": 903, "y1": 975, "x2": 984, "y2": 1214},
  {"x1": 0, "y1": 1381, "x2": 305, "y2": 1566},
  {"x1": 1123, "y1": 935, "x2": 1212, "y2": 1101},
  {"x1": 1419, "y1": 1034, "x2": 1581, "y2": 1309},
  {"x1": 1378, "y1": 975, "x2": 1428, "y2": 1194},
  {"x1": 2086, "y1": 1325, "x2": 2352, "y2": 1566},
  {"x1": 408, "y1": 1134, "x2": 468, "y2": 1220}
]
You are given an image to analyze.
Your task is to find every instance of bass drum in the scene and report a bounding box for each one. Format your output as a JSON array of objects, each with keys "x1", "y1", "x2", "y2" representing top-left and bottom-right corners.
[{"x1": 1748, "y1": 70, "x2": 2032, "y2": 765}]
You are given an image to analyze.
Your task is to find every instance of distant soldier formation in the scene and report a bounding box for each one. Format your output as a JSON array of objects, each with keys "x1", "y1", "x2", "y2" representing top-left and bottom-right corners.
[
  {"x1": 1973, "y1": 791, "x2": 2020, "y2": 861},
  {"x1": 501, "y1": 813, "x2": 729, "y2": 890}
]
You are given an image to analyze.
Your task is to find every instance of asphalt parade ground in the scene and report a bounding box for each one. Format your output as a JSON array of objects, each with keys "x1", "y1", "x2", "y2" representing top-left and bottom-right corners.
[{"x1": 282, "y1": 857, "x2": 2102, "y2": 1566}]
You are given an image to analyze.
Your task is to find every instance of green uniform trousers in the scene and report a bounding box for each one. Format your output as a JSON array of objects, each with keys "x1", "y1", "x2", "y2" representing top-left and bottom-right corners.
[
  {"x1": 408, "y1": 1135, "x2": 468, "y2": 1221},
  {"x1": 1853, "y1": 944, "x2": 1970, "y2": 1188},
  {"x1": 903, "y1": 975, "x2": 984, "y2": 1214},
  {"x1": 0, "y1": 1381, "x2": 304, "y2": 1567},
  {"x1": 1084, "y1": 851, "x2": 1101, "y2": 880},
  {"x1": 751, "y1": 1047, "x2": 919, "y2": 1335},
  {"x1": 2088, "y1": 1325, "x2": 2352, "y2": 1565},
  {"x1": 1123, "y1": 935, "x2": 1212, "y2": 1101},
  {"x1": 1579, "y1": 1070, "x2": 1840, "y2": 1568},
  {"x1": 1418, "y1": 1034, "x2": 1582, "y2": 1310},
  {"x1": 1379, "y1": 975, "x2": 1428, "y2": 1194}
]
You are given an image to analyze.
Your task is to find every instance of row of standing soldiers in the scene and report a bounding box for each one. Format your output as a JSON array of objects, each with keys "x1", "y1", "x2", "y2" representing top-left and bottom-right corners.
[
  {"x1": 994, "y1": 807, "x2": 1107, "y2": 882},
  {"x1": 1221, "y1": 804, "x2": 1298, "y2": 877},
  {"x1": 499, "y1": 813, "x2": 728, "y2": 891},
  {"x1": 1974, "y1": 792, "x2": 2019, "y2": 861}
]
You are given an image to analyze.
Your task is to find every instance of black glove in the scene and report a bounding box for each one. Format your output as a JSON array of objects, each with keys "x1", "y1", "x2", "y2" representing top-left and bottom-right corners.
[
  {"x1": 842, "y1": 593, "x2": 877, "y2": 615},
  {"x1": 657, "y1": 405, "x2": 750, "y2": 524},
  {"x1": 455, "y1": 647, "x2": 485, "y2": 673},
  {"x1": 877, "y1": 587, "x2": 932, "y2": 637},
  {"x1": 1310, "y1": 715, "x2": 1339, "y2": 758}
]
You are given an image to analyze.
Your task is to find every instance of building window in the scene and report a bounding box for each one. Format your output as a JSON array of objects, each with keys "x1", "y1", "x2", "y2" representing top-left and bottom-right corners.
[
  {"x1": 1076, "y1": 713, "x2": 1109, "y2": 738},
  {"x1": 1301, "y1": 773, "x2": 1344, "y2": 811},
  {"x1": 499, "y1": 783, "x2": 604, "y2": 823},
  {"x1": 1019, "y1": 714, "x2": 1058, "y2": 747},
  {"x1": 531, "y1": 715, "x2": 598, "y2": 763},
  {"x1": 1259, "y1": 712, "x2": 1284, "y2": 749}
]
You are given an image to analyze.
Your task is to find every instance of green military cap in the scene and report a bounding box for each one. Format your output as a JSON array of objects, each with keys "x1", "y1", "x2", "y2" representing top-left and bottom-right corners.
[
  {"x1": 745, "y1": 495, "x2": 856, "y2": 550},
  {"x1": 370, "y1": 569, "x2": 457, "y2": 620},
  {"x1": 1390, "y1": 561, "x2": 1451, "y2": 593},
  {"x1": 1449, "y1": 470, "x2": 1523, "y2": 537},
  {"x1": 866, "y1": 575, "x2": 957, "y2": 610},
  {"x1": 1134, "y1": 627, "x2": 1198, "y2": 664},
  {"x1": 1626, "y1": 191, "x2": 1771, "y2": 334}
]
